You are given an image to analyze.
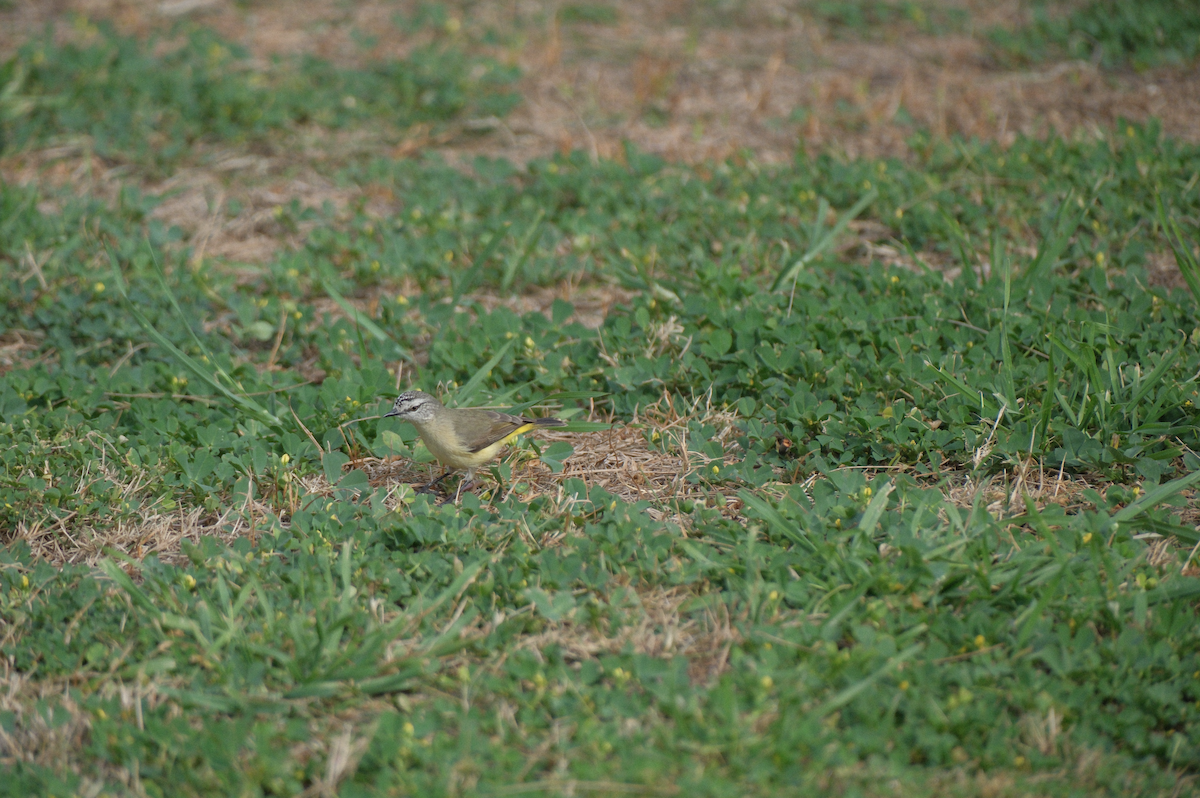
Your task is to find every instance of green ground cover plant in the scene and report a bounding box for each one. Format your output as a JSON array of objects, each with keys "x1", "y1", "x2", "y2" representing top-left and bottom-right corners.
[
  {"x1": 988, "y1": 0, "x2": 1200, "y2": 69},
  {"x1": 0, "y1": 19, "x2": 518, "y2": 167},
  {"x1": 803, "y1": 0, "x2": 968, "y2": 38},
  {"x1": 1, "y1": 15, "x2": 1199, "y2": 798}
]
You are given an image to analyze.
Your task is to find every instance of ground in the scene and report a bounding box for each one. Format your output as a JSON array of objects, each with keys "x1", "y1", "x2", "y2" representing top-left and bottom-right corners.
[{"x1": 2, "y1": 1, "x2": 1199, "y2": 796}]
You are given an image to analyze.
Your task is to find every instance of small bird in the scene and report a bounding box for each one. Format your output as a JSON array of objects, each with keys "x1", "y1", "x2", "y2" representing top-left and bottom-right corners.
[{"x1": 383, "y1": 390, "x2": 566, "y2": 501}]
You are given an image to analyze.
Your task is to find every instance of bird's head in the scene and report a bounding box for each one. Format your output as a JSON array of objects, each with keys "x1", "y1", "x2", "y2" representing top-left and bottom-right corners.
[{"x1": 383, "y1": 390, "x2": 441, "y2": 423}]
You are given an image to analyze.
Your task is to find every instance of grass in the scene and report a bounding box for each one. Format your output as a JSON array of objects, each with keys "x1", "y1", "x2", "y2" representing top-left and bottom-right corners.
[
  {"x1": 803, "y1": 0, "x2": 969, "y2": 38},
  {"x1": 2, "y1": 8, "x2": 1200, "y2": 797},
  {"x1": 0, "y1": 19, "x2": 518, "y2": 169},
  {"x1": 988, "y1": 0, "x2": 1200, "y2": 70}
]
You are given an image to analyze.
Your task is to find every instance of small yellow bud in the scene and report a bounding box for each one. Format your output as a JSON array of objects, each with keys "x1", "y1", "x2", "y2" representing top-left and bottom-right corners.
[
  {"x1": 281, "y1": 454, "x2": 290, "y2": 464},
  {"x1": 899, "y1": 680, "x2": 909, "y2": 691},
  {"x1": 93, "y1": 282, "x2": 105, "y2": 293},
  {"x1": 760, "y1": 676, "x2": 774, "y2": 689}
]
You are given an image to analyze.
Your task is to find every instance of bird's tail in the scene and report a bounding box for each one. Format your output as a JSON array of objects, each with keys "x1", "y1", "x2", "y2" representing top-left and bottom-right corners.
[{"x1": 531, "y1": 416, "x2": 567, "y2": 428}]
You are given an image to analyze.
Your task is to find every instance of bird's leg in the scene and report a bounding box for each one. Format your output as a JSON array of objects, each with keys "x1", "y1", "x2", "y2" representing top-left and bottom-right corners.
[
  {"x1": 451, "y1": 469, "x2": 478, "y2": 504},
  {"x1": 417, "y1": 470, "x2": 453, "y2": 494}
]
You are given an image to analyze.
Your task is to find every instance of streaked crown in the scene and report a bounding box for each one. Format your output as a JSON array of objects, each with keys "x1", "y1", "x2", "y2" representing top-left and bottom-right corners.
[{"x1": 383, "y1": 390, "x2": 441, "y2": 422}]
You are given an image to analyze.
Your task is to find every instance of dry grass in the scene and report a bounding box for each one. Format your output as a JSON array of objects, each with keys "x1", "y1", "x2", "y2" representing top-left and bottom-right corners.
[
  {"x1": 1, "y1": 426, "x2": 262, "y2": 566},
  {"x1": 0, "y1": 669, "x2": 96, "y2": 783},
  {"x1": 0, "y1": 329, "x2": 46, "y2": 375},
  {"x1": 13, "y1": 502, "x2": 253, "y2": 567}
]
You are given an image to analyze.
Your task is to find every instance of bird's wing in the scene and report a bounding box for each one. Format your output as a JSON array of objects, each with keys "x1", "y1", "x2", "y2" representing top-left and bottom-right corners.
[{"x1": 462, "y1": 410, "x2": 536, "y2": 454}]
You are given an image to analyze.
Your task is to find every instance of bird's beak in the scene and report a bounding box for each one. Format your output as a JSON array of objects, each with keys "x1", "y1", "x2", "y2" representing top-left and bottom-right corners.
[{"x1": 383, "y1": 409, "x2": 401, "y2": 418}]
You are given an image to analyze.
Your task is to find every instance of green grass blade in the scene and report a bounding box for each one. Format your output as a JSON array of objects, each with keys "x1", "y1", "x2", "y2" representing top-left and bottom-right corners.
[
  {"x1": 1034, "y1": 342, "x2": 1057, "y2": 453},
  {"x1": 771, "y1": 188, "x2": 877, "y2": 292},
  {"x1": 504, "y1": 390, "x2": 609, "y2": 416},
  {"x1": 107, "y1": 246, "x2": 286, "y2": 428},
  {"x1": 97, "y1": 559, "x2": 157, "y2": 613},
  {"x1": 940, "y1": 211, "x2": 977, "y2": 286},
  {"x1": 1156, "y1": 194, "x2": 1200, "y2": 308},
  {"x1": 925, "y1": 362, "x2": 999, "y2": 418},
  {"x1": 813, "y1": 644, "x2": 922, "y2": 718},
  {"x1": 997, "y1": 231, "x2": 1018, "y2": 410},
  {"x1": 322, "y1": 279, "x2": 415, "y2": 363},
  {"x1": 1023, "y1": 190, "x2": 1085, "y2": 286},
  {"x1": 738, "y1": 489, "x2": 816, "y2": 552},
  {"x1": 1145, "y1": 578, "x2": 1200, "y2": 606},
  {"x1": 1127, "y1": 339, "x2": 1184, "y2": 411},
  {"x1": 1047, "y1": 333, "x2": 1105, "y2": 389},
  {"x1": 501, "y1": 208, "x2": 545, "y2": 292},
  {"x1": 855, "y1": 480, "x2": 894, "y2": 535},
  {"x1": 679, "y1": 540, "x2": 724, "y2": 571},
  {"x1": 1112, "y1": 467, "x2": 1200, "y2": 524},
  {"x1": 453, "y1": 338, "x2": 517, "y2": 407},
  {"x1": 452, "y1": 224, "x2": 513, "y2": 304},
  {"x1": 410, "y1": 558, "x2": 487, "y2": 617}
]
